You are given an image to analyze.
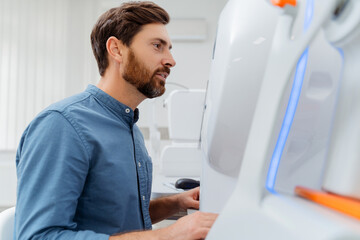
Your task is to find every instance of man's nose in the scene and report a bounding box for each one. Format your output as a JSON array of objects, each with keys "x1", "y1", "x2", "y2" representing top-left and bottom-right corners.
[{"x1": 162, "y1": 52, "x2": 176, "y2": 68}]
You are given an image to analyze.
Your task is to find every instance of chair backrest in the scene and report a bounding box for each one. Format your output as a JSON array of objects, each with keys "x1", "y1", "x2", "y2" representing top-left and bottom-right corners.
[
  {"x1": 0, "y1": 207, "x2": 15, "y2": 240},
  {"x1": 167, "y1": 89, "x2": 206, "y2": 141},
  {"x1": 160, "y1": 89, "x2": 205, "y2": 177}
]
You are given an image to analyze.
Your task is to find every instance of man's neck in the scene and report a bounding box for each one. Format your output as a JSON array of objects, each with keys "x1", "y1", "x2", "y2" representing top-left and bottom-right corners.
[{"x1": 96, "y1": 73, "x2": 146, "y2": 110}]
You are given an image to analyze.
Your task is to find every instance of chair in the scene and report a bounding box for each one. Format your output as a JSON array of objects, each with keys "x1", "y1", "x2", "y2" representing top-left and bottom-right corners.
[
  {"x1": 0, "y1": 207, "x2": 15, "y2": 240},
  {"x1": 160, "y1": 89, "x2": 206, "y2": 177}
]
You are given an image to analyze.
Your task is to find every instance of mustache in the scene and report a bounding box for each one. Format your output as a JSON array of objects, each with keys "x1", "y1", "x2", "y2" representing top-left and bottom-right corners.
[{"x1": 154, "y1": 66, "x2": 171, "y2": 75}]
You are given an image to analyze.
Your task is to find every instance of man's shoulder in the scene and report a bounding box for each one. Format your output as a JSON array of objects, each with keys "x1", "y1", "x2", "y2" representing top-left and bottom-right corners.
[
  {"x1": 46, "y1": 91, "x2": 92, "y2": 113},
  {"x1": 29, "y1": 91, "x2": 93, "y2": 128}
]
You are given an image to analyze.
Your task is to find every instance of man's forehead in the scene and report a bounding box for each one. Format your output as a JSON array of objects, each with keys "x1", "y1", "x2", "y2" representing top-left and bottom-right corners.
[{"x1": 134, "y1": 23, "x2": 172, "y2": 47}]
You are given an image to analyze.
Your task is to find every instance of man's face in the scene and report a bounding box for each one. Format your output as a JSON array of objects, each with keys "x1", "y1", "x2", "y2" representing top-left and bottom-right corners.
[
  {"x1": 123, "y1": 48, "x2": 170, "y2": 98},
  {"x1": 122, "y1": 23, "x2": 176, "y2": 98}
]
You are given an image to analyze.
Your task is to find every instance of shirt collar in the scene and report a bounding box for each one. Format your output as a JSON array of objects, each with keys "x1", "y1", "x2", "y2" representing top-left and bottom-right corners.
[{"x1": 86, "y1": 84, "x2": 139, "y2": 125}]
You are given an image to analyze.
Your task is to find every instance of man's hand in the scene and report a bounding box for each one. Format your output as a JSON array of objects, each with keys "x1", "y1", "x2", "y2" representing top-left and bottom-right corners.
[
  {"x1": 165, "y1": 211, "x2": 218, "y2": 240},
  {"x1": 176, "y1": 187, "x2": 200, "y2": 211},
  {"x1": 110, "y1": 211, "x2": 218, "y2": 240},
  {"x1": 114, "y1": 187, "x2": 218, "y2": 240},
  {"x1": 149, "y1": 187, "x2": 201, "y2": 223}
]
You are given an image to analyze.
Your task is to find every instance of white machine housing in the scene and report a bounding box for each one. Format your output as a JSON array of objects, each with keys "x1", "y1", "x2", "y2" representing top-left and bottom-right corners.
[
  {"x1": 200, "y1": 0, "x2": 279, "y2": 213},
  {"x1": 200, "y1": 0, "x2": 360, "y2": 239}
]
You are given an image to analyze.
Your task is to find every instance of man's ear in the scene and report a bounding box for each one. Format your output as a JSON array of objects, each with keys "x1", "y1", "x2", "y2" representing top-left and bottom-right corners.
[{"x1": 106, "y1": 36, "x2": 125, "y2": 63}]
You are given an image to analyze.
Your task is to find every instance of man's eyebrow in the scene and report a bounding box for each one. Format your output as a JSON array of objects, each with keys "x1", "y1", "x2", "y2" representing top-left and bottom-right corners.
[{"x1": 152, "y1": 38, "x2": 172, "y2": 50}]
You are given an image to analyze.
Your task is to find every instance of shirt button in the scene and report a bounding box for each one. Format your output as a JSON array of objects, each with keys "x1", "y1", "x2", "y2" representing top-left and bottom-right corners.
[
  {"x1": 138, "y1": 162, "x2": 141, "y2": 167},
  {"x1": 125, "y1": 108, "x2": 130, "y2": 113},
  {"x1": 142, "y1": 195, "x2": 145, "y2": 201}
]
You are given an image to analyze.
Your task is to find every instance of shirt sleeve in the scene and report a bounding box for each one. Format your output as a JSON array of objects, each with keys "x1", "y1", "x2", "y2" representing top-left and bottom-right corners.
[{"x1": 15, "y1": 111, "x2": 109, "y2": 240}]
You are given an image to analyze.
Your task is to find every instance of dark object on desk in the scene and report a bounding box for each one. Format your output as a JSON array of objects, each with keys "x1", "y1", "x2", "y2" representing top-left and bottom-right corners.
[{"x1": 175, "y1": 178, "x2": 200, "y2": 190}]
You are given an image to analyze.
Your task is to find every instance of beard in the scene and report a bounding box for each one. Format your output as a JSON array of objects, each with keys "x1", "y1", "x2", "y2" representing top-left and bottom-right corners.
[{"x1": 123, "y1": 49, "x2": 170, "y2": 99}]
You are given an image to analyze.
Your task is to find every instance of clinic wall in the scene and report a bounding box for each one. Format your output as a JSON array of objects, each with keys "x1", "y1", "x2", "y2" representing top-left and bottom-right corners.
[
  {"x1": 0, "y1": 0, "x2": 75, "y2": 208},
  {"x1": 0, "y1": 0, "x2": 227, "y2": 208},
  {"x1": 0, "y1": 0, "x2": 97, "y2": 208}
]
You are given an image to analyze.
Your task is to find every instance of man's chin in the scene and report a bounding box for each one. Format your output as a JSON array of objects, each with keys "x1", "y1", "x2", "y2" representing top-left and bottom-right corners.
[{"x1": 145, "y1": 87, "x2": 165, "y2": 99}]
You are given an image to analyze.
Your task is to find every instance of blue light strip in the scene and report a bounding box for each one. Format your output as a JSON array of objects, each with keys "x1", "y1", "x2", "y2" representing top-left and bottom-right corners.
[
  {"x1": 266, "y1": 49, "x2": 309, "y2": 192},
  {"x1": 304, "y1": 0, "x2": 314, "y2": 30},
  {"x1": 266, "y1": 0, "x2": 314, "y2": 192}
]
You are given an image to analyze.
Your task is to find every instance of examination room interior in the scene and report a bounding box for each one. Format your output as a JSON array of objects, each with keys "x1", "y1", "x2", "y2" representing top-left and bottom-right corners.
[
  {"x1": 0, "y1": 0, "x2": 227, "y2": 213},
  {"x1": 2, "y1": 0, "x2": 360, "y2": 239}
]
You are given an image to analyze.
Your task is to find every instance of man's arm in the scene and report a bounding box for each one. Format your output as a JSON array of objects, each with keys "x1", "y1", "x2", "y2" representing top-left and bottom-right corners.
[
  {"x1": 108, "y1": 187, "x2": 218, "y2": 240},
  {"x1": 15, "y1": 111, "x2": 109, "y2": 240},
  {"x1": 109, "y1": 211, "x2": 218, "y2": 240},
  {"x1": 149, "y1": 187, "x2": 200, "y2": 224}
]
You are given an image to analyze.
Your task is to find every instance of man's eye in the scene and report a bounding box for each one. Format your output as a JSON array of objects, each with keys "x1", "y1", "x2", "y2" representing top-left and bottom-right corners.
[{"x1": 154, "y1": 43, "x2": 161, "y2": 49}]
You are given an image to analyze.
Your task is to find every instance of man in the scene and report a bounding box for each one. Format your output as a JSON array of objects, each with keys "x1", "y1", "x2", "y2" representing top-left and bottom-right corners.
[{"x1": 15, "y1": 1, "x2": 217, "y2": 240}]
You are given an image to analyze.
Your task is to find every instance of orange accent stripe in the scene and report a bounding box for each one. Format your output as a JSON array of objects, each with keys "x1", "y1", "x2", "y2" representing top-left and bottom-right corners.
[
  {"x1": 295, "y1": 186, "x2": 360, "y2": 220},
  {"x1": 271, "y1": 0, "x2": 297, "y2": 8}
]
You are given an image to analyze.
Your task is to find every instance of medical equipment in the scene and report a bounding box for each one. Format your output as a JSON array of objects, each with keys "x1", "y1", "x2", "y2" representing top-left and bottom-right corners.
[
  {"x1": 200, "y1": 0, "x2": 360, "y2": 238},
  {"x1": 151, "y1": 90, "x2": 204, "y2": 199},
  {"x1": 322, "y1": 0, "x2": 360, "y2": 199},
  {"x1": 160, "y1": 90, "x2": 205, "y2": 178}
]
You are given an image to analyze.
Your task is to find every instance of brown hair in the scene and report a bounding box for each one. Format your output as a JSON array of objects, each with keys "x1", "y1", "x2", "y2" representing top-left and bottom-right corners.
[{"x1": 90, "y1": 1, "x2": 170, "y2": 76}]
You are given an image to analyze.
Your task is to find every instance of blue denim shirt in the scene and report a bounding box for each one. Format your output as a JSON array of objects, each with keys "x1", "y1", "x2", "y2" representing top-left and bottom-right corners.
[{"x1": 15, "y1": 85, "x2": 153, "y2": 240}]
